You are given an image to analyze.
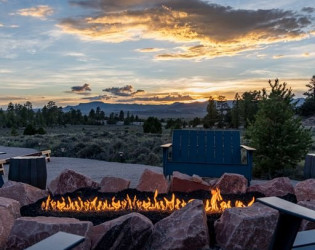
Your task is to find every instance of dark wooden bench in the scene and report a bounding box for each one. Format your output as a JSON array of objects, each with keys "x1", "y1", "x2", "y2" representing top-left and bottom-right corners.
[
  {"x1": 258, "y1": 196, "x2": 315, "y2": 250},
  {"x1": 161, "y1": 130, "x2": 255, "y2": 183},
  {"x1": 26, "y1": 231, "x2": 85, "y2": 250}
]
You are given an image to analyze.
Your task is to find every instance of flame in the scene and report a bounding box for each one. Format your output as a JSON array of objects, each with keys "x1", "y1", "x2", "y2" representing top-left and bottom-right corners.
[{"x1": 41, "y1": 188, "x2": 255, "y2": 214}]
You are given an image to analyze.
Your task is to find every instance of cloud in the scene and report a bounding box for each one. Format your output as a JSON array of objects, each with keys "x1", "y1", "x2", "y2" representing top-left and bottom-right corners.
[
  {"x1": 59, "y1": 0, "x2": 313, "y2": 59},
  {"x1": 16, "y1": 5, "x2": 54, "y2": 19},
  {"x1": 68, "y1": 83, "x2": 92, "y2": 95},
  {"x1": 119, "y1": 94, "x2": 195, "y2": 102},
  {"x1": 0, "y1": 23, "x2": 3, "y2": 27},
  {"x1": 302, "y1": 7, "x2": 315, "y2": 13},
  {"x1": 103, "y1": 85, "x2": 144, "y2": 96},
  {"x1": 82, "y1": 94, "x2": 112, "y2": 101},
  {"x1": 136, "y1": 48, "x2": 164, "y2": 53},
  {"x1": 0, "y1": 96, "x2": 27, "y2": 101},
  {"x1": 273, "y1": 54, "x2": 284, "y2": 59}
]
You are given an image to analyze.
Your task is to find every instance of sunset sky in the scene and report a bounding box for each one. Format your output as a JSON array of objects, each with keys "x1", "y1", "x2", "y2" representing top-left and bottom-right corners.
[{"x1": 0, "y1": 0, "x2": 314, "y2": 108}]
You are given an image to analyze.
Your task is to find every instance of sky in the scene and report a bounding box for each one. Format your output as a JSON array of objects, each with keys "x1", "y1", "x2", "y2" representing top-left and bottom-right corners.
[{"x1": 0, "y1": 0, "x2": 314, "y2": 108}]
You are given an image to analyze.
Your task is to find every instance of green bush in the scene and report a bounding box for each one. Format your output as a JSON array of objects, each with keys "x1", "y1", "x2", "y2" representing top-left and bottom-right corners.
[
  {"x1": 143, "y1": 117, "x2": 162, "y2": 134},
  {"x1": 23, "y1": 124, "x2": 37, "y2": 135}
]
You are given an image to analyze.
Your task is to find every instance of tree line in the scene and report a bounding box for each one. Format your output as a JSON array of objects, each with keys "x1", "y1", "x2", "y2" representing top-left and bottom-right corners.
[{"x1": 0, "y1": 100, "x2": 142, "y2": 134}]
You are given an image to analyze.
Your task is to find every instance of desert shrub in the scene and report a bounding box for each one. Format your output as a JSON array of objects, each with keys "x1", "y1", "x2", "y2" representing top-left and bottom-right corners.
[
  {"x1": 37, "y1": 127, "x2": 46, "y2": 134},
  {"x1": 77, "y1": 143, "x2": 103, "y2": 158},
  {"x1": 11, "y1": 128, "x2": 18, "y2": 136}
]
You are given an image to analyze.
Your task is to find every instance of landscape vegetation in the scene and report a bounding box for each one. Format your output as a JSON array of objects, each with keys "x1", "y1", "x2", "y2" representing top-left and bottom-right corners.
[{"x1": 1, "y1": 76, "x2": 315, "y2": 180}]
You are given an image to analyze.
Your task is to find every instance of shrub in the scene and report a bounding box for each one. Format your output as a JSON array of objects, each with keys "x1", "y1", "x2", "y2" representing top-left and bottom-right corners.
[
  {"x1": 143, "y1": 117, "x2": 162, "y2": 134},
  {"x1": 23, "y1": 124, "x2": 37, "y2": 135}
]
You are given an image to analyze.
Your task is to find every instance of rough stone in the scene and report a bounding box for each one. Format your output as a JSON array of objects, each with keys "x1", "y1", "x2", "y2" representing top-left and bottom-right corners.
[
  {"x1": 298, "y1": 200, "x2": 315, "y2": 230},
  {"x1": 99, "y1": 176, "x2": 130, "y2": 193},
  {"x1": 0, "y1": 181, "x2": 48, "y2": 206},
  {"x1": 89, "y1": 212, "x2": 153, "y2": 250},
  {"x1": 136, "y1": 169, "x2": 169, "y2": 193},
  {"x1": 147, "y1": 199, "x2": 209, "y2": 250},
  {"x1": 170, "y1": 171, "x2": 211, "y2": 192},
  {"x1": 0, "y1": 197, "x2": 21, "y2": 248},
  {"x1": 48, "y1": 169, "x2": 100, "y2": 196},
  {"x1": 192, "y1": 174, "x2": 203, "y2": 183},
  {"x1": 247, "y1": 177, "x2": 295, "y2": 197},
  {"x1": 5, "y1": 216, "x2": 93, "y2": 250},
  {"x1": 295, "y1": 179, "x2": 315, "y2": 202},
  {"x1": 214, "y1": 173, "x2": 248, "y2": 194},
  {"x1": 215, "y1": 202, "x2": 278, "y2": 250}
]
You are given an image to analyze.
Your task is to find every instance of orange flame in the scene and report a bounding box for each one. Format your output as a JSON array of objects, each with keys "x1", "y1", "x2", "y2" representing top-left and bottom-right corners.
[{"x1": 41, "y1": 188, "x2": 255, "y2": 214}]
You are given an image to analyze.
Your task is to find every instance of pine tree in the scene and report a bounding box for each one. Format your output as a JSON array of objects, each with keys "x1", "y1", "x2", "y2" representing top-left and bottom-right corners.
[
  {"x1": 246, "y1": 79, "x2": 312, "y2": 178},
  {"x1": 300, "y1": 75, "x2": 315, "y2": 116},
  {"x1": 231, "y1": 93, "x2": 241, "y2": 128},
  {"x1": 203, "y1": 96, "x2": 218, "y2": 128}
]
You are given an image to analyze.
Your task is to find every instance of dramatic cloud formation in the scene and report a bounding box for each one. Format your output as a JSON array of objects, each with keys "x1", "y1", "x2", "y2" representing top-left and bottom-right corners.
[
  {"x1": 59, "y1": 0, "x2": 313, "y2": 59},
  {"x1": 15, "y1": 5, "x2": 54, "y2": 19},
  {"x1": 103, "y1": 85, "x2": 144, "y2": 96},
  {"x1": 70, "y1": 83, "x2": 92, "y2": 95}
]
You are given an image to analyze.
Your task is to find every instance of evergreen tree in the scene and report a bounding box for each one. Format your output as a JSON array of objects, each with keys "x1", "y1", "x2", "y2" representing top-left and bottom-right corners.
[
  {"x1": 231, "y1": 93, "x2": 241, "y2": 128},
  {"x1": 143, "y1": 117, "x2": 162, "y2": 134},
  {"x1": 203, "y1": 96, "x2": 218, "y2": 128},
  {"x1": 119, "y1": 110, "x2": 124, "y2": 121},
  {"x1": 240, "y1": 91, "x2": 261, "y2": 128},
  {"x1": 246, "y1": 79, "x2": 312, "y2": 178},
  {"x1": 299, "y1": 75, "x2": 315, "y2": 116},
  {"x1": 216, "y1": 95, "x2": 229, "y2": 128}
]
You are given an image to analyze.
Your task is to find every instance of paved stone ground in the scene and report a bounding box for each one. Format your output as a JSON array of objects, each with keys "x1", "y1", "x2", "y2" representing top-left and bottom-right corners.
[{"x1": 0, "y1": 146, "x2": 299, "y2": 188}]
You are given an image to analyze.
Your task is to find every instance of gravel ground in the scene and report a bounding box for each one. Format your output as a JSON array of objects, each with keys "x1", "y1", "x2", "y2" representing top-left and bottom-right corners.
[{"x1": 0, "y1": 146, "x2": 299, "y2": 188}]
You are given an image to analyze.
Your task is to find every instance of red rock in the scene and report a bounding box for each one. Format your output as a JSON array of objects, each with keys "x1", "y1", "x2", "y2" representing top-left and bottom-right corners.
[
  {"x1": 99, "y1": 176, "x2": 130, "y2": 193},
  {"x1": 0, "y1": 181, "x2": 48, "y2": 206},
  {"x1": 48, "y1": 169, "x2": 100, "y2": 195},
  {"x1": 147, "y1": 200, "x2": 209, "y2": 250},
  {"x1": 6, "y1": 216, "x2": 93, "y2": 250},
  {"x1": 0, "y1": 197, "x2": 20, "y2": 247},
  {"x1": 170, "y1": 171, "x2": 211, "y2": 192},
  {"x1": 136, "y1": 169, "x2": 169, "y2": 193},
  {"x1": 247, "y1": 177, "x2": 295, "y2": 197},
  {"x1": 214, "y1": 173, "x2": 247, "y2": 194},
  {"x1": 298, "y1": 200, "x2": 315, "y2": 230},
  {"x1": 215, "y1": 203, "x2": 278, "y2": 250},
  {"x1": 88, "y1": 212, "x2": 153, "y2": 249},
  {"x1": 295, "y1": 179, "x2": 315, "y2": 202}
]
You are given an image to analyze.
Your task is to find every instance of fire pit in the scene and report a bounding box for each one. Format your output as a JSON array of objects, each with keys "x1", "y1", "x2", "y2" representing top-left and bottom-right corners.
[{"x1": 21, "y1": 188, "x2": 260, "y2": 225}]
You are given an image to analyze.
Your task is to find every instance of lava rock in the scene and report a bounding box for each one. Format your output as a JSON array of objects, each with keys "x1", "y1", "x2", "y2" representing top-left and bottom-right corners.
[
  {"x1": 6, "y1": 216, "x2": 93, "y2": 250},
  {"x1": 0, "y1": 181, "x2": 48, "y2": 206},
  {"x1": 170, "y1": 171, "x2": 211, "y2": 192},
  {"x1": 247, "y1": 177, "x2": 295, "y2": 197},
  {"x1": 136, "y1": 169, "x2": 169, "y2": 194},
  {"x1": 89, "y1": 212, "x2": 153, "y2": 250},
  {"x1": 214, "y1": 173, "x2": 247, "y2": 194},
  {"x1": 147, "y1": 199, "x2": 209, "y2": 250},
  {"x1": 99, "y1": 176, "x2": 130, "y2": 193},
  {"x1": 295, "y1": 179, "x2": 315, "y2": 202},
  {"x1": 215, "y1": 202, "x2": 278, "y2": 250},
  {"x1": 0, "y1": 197, "x2": 20, "y2": 248},
  {"x1": 298, "y1": 200, "x2": 315, "y2": 230},
  {"x1": 48, "y1": 169, "x2": 100, "y2": 195}
]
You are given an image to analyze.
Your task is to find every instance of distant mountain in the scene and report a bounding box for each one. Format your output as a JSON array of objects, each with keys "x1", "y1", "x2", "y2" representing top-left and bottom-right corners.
[
  {"x1": 63, "y1": 98, "x2": 305, "y2": 119},
  {"x1": 63, "y1": 101, "x2": 209, "y2": 118}
]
